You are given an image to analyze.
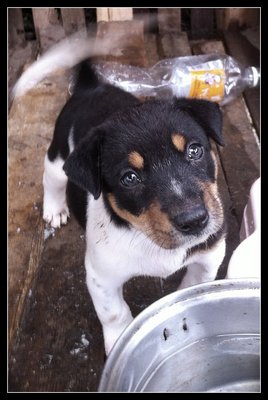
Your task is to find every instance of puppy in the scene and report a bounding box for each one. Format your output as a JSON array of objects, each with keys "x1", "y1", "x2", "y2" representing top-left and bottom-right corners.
[{"x1": 42, "y1": 61, "x2": 226, "y2": 355}]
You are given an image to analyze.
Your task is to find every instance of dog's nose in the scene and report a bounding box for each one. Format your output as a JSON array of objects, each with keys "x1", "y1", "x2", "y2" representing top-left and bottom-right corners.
[{"x1": 173, "y1": 206, "x2": 209, "y2": 235}]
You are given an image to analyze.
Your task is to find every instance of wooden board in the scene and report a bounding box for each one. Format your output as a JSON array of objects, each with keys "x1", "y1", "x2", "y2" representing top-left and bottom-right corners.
[
  {"x1": 61, "y1": 8, "x2": 86, "y2": 36},
  {"x1": 8, "y1": 71, "x2": 70, "y2": 346},
  {"x1": 32, "y1": 8, "x2": 65, "y2": 52},
  {"x1": 159, "y1": 31, "x2": 191, "y2": 58},
  {"x1": 96, "y1": 20, "x2": 146, "y2": 67},
  {"x1": 8, "y1": 8, "x2": 25, "y2": 47},
  {"x1": 96, "y1": 8, "x2": 133, "y2": 22},
  {"x1": 8, "y1": 41, "x2": 38, "y2": 109},
  {"x1": 190, "y1": 8, "x2": 215, "y2": 39},
  {"x1": 223, "y1": 30, "x2": 260, "y2": 136},
  {"x1": 157, "y1": 8, "x2": 181, "y2": 34},
  {"x1": 216, "y1": 8, "x2": 260, "y2": 31}
]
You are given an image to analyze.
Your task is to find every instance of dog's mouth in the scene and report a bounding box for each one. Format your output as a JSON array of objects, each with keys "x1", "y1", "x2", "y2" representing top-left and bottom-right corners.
[{"x1": 107, "y1": 185, "x2": 224, "y2": 250}]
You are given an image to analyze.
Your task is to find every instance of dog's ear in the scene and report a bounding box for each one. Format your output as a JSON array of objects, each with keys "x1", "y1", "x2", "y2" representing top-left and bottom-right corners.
[
  {"x1": 63, "y1": 128, "x2": 105, "y2": 199},
  {"x1": 176, "y1": 98, "x2": 224, "y2": 146}
]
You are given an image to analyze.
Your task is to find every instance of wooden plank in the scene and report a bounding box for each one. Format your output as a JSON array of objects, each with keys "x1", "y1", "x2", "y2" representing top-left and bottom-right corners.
[
  {"x1": 223, "y1": 30, "x2": 260, "y2": 136},
  {"x1": 159, "y1": 31, "x2": 191, "y2": 58},
  {"x1": 223, "y1": 31, "x2": 259, "y2": 67},
  {"x1": 133, "y1": 9, "x2": 158, "y2": 33},
  {"x1": 96, "y1": 20, "x2": 147, "y2": 66},
  {"x1": 216, "y1": 8, "x2": 260, "y2": 31},
  {"x1": 60, "y1": 8, "x2": 86, "y2": 36},
  {"x1": 212, "y1": 142, "x2": 241, "y2": 279},
  {"x1": 9, "y1": 215, "x2": 45, "y2": 345},
  {"x1": 32, "y1": 8, "x2": 65, "y2": 52},
  {"x1": 96, "y1": 8, "x2": 109, "y2": 22},
  {"x1": 97, "y1": 7, "x2": 133, "y2": 22},
  {"x1": 8, "y1": 70, "x2": 70, "y2": 347},
  {"x1": 190, "y1": 8, "x2": 215, "y2": 39},
  {"x1": 9, "y1": 217, "x2": 105, "y2": 392},
  {"x1": 157, "y1": 8, "x2": 181, "y2": 34},
  {"x1": 8, "y1": 41, "x2": 38, "y2": 109},
  {"x1": 144, "y1": 33, "x2": 159, "y2": 67},
  {"x1": 191, "y1": 40, "x2": 260, "y2": 226},
  {"x1": 109, "y1": 7, "x2": 133, "y2": 21},
  {"x1": 240, "y1": 27, "x2": 260, "y2": 50},
  {"x1": 8, "y1": 8, "x2": 25, "y2": 47}
]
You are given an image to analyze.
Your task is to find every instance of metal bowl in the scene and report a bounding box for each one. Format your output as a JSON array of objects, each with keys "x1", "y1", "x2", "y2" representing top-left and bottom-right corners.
[{"x1": 98, "y1": 279, "x2": 260, "y2": 393}]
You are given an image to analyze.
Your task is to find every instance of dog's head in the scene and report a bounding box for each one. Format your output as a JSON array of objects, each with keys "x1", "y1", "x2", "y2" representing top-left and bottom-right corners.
[{"x1": 64, "y1": 98, "x2": 225, "y2": 249}]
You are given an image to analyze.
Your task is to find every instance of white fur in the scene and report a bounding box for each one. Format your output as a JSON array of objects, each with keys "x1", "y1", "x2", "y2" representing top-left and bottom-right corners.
[
  {"x1": 68, "y1": 126, "x2": 75, "y2": 153},
  {"x1": 43, "y1": 159, "x2": 225, "y2": 354},
  {"x1": 43, "y1": 155, "x2": 69, "y2": 228},
  {"x1": 84, "y1": 194, "x2": 225, "y2": 354},
  {"x1": 170, "y1": 178, "x2": 183, "y2": 197},
  {"x1": 12, "y1": 32, "x2": 125, "y2": 98}
]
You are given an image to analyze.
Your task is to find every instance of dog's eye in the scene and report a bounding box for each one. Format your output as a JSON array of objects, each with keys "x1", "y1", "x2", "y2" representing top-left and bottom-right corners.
[
  {"x1": 121, "y1": 171, "x2": 141, "y2": 187},
  {"x1": 187, "y1": 143, "x2": 204, "y2": 160}
]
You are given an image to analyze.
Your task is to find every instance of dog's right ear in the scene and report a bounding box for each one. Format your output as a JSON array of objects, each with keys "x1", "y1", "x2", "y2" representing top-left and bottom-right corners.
[{"x1": 63, "y1": 128, "x2": 105, "y2": 199}]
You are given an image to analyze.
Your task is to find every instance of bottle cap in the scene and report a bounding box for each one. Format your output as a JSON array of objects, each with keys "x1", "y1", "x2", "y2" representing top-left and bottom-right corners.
[{"x1": 251, "y1": 67, "x2": 260, "y2": 87}]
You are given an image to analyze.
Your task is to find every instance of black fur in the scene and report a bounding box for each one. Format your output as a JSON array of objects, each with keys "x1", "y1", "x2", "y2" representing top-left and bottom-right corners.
[{"x1": 48, "y1": 61, "x2": 224, "y2": 230}]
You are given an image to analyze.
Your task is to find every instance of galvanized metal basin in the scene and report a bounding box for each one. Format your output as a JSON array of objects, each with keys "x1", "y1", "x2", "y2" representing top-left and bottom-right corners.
[{"x1": 98, "y1": 279, "x2": 260, "y2": 393}]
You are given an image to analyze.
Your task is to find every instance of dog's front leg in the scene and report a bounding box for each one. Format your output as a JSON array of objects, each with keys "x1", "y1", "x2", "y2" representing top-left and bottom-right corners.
[
  {"x1": 85, "y1": 258, "x2": 133, "y2": 355},
  {"x1": 179, "y1": 238, "x2": 226, "y2": 289}
]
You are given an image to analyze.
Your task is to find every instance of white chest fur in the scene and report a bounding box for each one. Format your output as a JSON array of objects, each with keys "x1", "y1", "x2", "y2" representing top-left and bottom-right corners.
[{"x1": 85, "y1": 194, "x2": 189, "y2": 281}]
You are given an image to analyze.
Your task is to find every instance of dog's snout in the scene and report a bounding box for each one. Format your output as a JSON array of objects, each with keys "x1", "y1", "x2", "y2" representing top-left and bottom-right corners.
[{"x1": 173, "y1": 205, "x2": 209, "y2": 235}]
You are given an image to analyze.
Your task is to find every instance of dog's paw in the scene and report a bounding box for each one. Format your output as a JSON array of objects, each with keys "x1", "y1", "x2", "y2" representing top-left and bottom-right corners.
[{"x1": 43, "y1": 202, "x2": 70, "y2": 228}]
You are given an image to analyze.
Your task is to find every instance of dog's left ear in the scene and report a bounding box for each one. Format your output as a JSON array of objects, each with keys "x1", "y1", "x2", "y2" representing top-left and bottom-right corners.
[
  {"x1": 176, "y1": 98, "x2": 224, "y2": 146},
  {"x1": 63, "y1": 128, "x2": 105, "y2": 199}
]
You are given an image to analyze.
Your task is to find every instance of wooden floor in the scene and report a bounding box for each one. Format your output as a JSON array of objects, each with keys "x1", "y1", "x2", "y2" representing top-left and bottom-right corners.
[{"x1": 8, "y1": 25, "x2": 260, "y2": 392}]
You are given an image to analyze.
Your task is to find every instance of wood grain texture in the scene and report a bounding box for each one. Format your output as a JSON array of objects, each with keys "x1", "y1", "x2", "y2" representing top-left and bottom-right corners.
[
  {"x1": 8, "y1": 70, "x2": 70, "y2": 347},
  {"x1": 158, "y1": 8, "x2": 181, "y2": 34},
  {"x1": 223, "y1": 30, "x2": 260, "y2": 135},
  {"x1": 97, "y1": 8, "x2": 133, "y2": 22},
  {"x1": 8, "y1": 8, "x2": 25, "y2": 47},
  {"x1": 32, "y1": 8, "x2": 65, "y2": 52},
  {"x1": 61, "y1": 8, "x2": 86, "y2": 35}
]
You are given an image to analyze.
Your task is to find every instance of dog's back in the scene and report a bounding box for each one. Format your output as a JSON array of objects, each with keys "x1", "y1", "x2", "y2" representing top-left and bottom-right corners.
[{"x1": 46, "y1": 61, "x2": 140, "y2": 227}]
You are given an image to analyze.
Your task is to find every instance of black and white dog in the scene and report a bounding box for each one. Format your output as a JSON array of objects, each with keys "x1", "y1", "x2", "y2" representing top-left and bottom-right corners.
[{"x1": 16, "y1": 49, "x2": 226, "y2": 354}]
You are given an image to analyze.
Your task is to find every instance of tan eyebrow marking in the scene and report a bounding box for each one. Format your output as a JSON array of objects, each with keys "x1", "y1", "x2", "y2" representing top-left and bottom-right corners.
[
  {"x1": 128, "y1": 151, "x2": 144, "y2": 169},
  {"x1": 171, "y1": 134, "x2": 186, "y2": 152}
]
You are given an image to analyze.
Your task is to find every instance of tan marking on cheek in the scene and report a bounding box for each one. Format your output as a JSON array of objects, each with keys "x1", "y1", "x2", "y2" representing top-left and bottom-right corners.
[
  {"x1": 107, "y1": 194, "x2": 176, "y2": 248},
  {"x1": 210, "y1": 150, "x2": 218, "y2": 178},
  {"x1": 107, "y1": 193, "x2": 146, "y2": 227},
  {"x1": 171, "y1": 134, "x2": 186, "y2": 152},
  {"x1": 147, "y1": 202, "x2": 173, "y2": 233},
  {"x1": 201, "y1": 181, "x2": 224, "y2": 224},
  {"x1": 128, "y1": 151, "x2": 144, "y2": 169}
]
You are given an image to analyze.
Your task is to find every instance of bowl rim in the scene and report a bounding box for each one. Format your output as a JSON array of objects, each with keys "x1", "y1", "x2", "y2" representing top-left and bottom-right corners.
[{"x1": 98, "y1": 278, "x2": 260, "y2": 392}]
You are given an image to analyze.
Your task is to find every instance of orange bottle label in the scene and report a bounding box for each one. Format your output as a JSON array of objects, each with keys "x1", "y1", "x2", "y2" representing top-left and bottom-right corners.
[{"x1": 189, "y1": 69, "x2": 225, "y2": 102}]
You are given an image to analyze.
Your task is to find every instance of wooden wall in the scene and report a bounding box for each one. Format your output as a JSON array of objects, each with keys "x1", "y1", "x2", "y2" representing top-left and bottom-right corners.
[{"x1": 8, "y1": 8, "x2": 260, "y2": 51}]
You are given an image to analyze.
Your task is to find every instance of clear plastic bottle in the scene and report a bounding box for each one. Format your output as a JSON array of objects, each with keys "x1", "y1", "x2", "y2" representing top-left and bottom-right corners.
[{"x1": 93, "y1": 54, "x2": 260, "y2": 105}]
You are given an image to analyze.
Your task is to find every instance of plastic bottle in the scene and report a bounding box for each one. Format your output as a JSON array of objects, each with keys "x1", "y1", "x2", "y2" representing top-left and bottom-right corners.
[{"x1": 93, "y1": 54, "x2": 260, "y2": 105}]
